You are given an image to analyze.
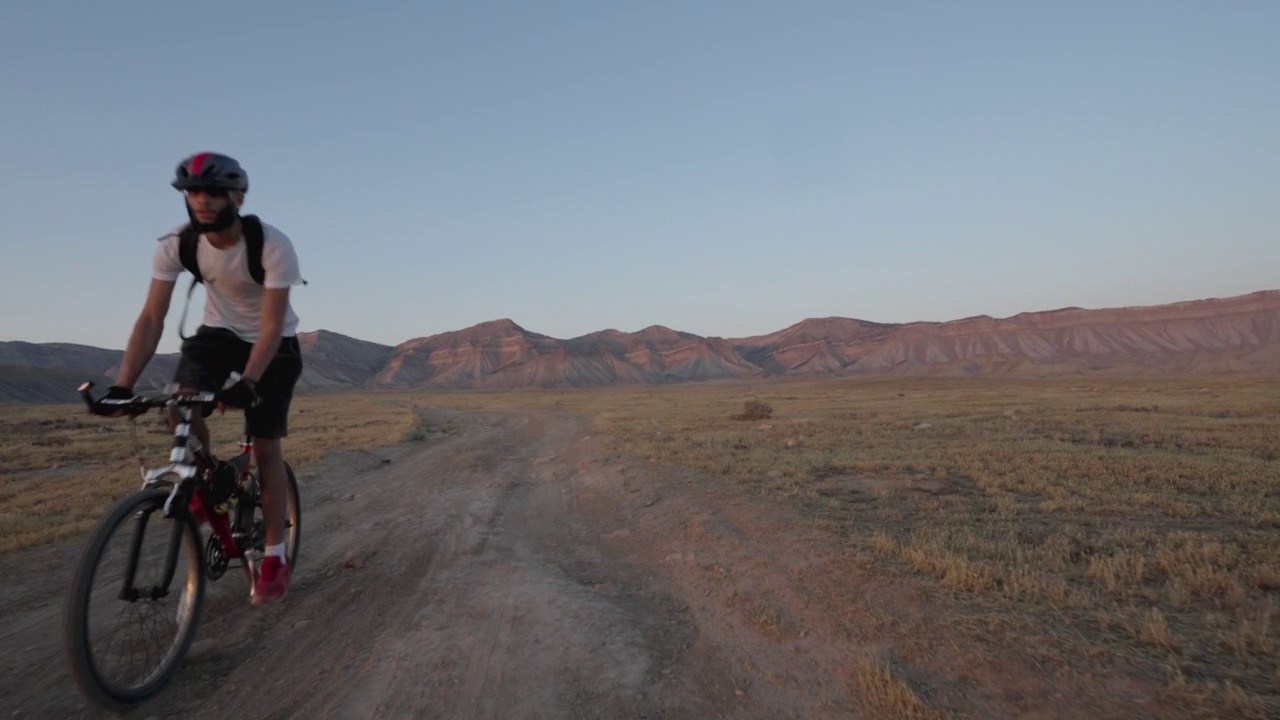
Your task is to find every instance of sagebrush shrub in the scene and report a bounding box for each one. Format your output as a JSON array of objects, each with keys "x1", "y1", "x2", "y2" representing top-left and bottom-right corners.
[{"x1": 735, "y1": 400, "x2": 774, "y2": 421}]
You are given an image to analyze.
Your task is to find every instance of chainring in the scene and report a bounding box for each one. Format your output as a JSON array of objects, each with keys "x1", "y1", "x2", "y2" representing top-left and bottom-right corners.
[{"x1": 204, "y1": 533, "x2": 228, "y2": 580}]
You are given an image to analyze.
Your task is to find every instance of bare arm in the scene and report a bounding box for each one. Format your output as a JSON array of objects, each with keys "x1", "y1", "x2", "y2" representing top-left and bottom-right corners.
[
  {"x1": 242, "y1": 287, "x2": 291, "y2": 382},
  {"x1": 114, "y1": 278, "x2": 176, "y2": 388}
]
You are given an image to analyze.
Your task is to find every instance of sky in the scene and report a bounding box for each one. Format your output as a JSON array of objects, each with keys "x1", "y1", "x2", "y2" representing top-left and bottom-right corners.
[{"x1": 2, "y1": 1, "x2": 1277, "y2": 354}]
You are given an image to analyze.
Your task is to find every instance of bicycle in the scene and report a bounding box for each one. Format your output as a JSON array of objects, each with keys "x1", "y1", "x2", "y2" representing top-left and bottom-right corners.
[{"x1": 62, "y1": 381, "x2": 301, "y2": 710}]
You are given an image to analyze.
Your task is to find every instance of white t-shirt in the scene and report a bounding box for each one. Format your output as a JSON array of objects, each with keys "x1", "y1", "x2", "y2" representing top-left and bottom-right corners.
[{"x1": 153, "y1": 221, "x2": 303, "y2": 342}]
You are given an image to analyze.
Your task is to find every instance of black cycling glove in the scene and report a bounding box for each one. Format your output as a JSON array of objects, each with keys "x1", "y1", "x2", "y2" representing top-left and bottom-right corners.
[
  {"x1": 216, "y1": 377, "x2": 261, "y2": 409},
  {"x1": 104, "y1": 385, "x2": 135, "y2": 401},
  {"x1": 89, "y1": 385, "x2": 137, "y2": 416}
]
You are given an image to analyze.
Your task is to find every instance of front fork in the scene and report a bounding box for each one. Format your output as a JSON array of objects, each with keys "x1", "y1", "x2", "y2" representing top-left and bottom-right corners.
[{"x1": 118, "y1": 483, "x2": 196, "y2": 602}]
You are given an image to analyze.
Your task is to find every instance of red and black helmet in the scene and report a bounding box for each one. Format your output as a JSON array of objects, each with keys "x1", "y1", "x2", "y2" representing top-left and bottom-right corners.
[{"x1": 172, "y1": 152, "x2": 249, "y2": 192}]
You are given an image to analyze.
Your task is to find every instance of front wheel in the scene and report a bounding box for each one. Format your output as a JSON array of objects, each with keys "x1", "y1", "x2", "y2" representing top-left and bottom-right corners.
[{"x1": 62, "y1": 488, "x2": 205, "y2": 710}]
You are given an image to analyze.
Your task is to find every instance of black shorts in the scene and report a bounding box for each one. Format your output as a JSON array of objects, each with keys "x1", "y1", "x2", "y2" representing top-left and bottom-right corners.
[{"x1": 173, "y1": 326, "x2": 303, "y2": 439}]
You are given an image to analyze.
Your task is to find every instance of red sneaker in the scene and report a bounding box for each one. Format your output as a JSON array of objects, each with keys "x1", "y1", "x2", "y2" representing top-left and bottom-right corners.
[{"x1": 251, "y1": 556, "x2": 291, "y2": 606}]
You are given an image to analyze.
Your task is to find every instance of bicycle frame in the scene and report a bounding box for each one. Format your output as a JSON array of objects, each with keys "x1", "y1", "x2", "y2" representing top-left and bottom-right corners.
[
  {"x1": 148, "y1": 404, "x2": 254, "y2": 566},
  {"x1": 81, "y1": 383, "x2": 260, "y2": 597}
]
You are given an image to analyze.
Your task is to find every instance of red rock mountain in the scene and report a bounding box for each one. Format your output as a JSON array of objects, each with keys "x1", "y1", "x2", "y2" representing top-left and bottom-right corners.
[
  {"x1": 371, "y1": 320, "x2": 762, "y2": 388},
  {"x1": 724, "y1": 291, "x2": 1280, "y2": 378},
  {"x1": 2, "y1": 290, "x2": 1276, "y2": 401},
  {"x1": 363, "y1": 290, "x2": 1279, "y2": 389}
]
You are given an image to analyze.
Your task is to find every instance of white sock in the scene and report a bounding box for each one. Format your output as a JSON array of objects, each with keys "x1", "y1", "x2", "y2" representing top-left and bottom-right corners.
[{"x1": 265, "y1": 543, "x2": 287, "y2": 562}]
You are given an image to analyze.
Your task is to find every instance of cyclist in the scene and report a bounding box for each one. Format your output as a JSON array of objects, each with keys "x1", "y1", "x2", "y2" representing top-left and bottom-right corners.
[{"x1": 99, "y1": 152, "x2": 304, "y2": 605}]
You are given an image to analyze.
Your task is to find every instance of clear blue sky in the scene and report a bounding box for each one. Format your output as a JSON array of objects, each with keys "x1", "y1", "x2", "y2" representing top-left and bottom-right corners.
[{"x1": 2, "y1": 1, "x2": 1276, "y2": 353}]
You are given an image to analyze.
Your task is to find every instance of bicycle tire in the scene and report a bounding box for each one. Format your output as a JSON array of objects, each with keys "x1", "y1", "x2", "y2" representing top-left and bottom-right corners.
[
  {"x1": 62, "y1": 488, "x2": 205, "y2": 710},
  {"x1": 241, "y1": 462, "x2": 301, "y2": 567},
  {"x1": 284, "y1": 461, "x2": 302, "y2": 567}
]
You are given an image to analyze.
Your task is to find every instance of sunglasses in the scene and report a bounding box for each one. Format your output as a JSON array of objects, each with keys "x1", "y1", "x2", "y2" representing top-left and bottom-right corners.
[{"x1": 184, "y1": 187, "x2": 231, "y2": 199}]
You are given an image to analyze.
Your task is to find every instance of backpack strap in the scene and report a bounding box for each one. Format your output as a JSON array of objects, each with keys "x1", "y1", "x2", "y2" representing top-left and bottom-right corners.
[
  {"x1": 175, "y1": 215, "x2": 266, "y2": 285},
  {"x1": 241, "y1": 214, "x2": 266, "y2": 285},
  {"x1": 177, "y1": 225, "x2": 204, "y2": 283},
  {"x1": 170, "y1": 216, "x2": 269, "y2": 340}
]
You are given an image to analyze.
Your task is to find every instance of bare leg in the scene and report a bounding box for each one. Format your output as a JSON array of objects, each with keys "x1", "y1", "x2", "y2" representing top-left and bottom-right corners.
[{"x1": 253, "y1": 437, "x2": 288, "y2": 548}]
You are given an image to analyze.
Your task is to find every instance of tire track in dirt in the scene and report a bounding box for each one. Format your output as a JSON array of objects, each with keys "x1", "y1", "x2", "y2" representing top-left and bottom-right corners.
[
  {"x1": 6, "y1": 408, "x2": 710, "y2": 719},
  {"x1": 168, "y1": 408, "x2": 667, "y2": 720}
]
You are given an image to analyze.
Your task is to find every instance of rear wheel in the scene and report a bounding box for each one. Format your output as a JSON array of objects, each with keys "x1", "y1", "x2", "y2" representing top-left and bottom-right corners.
[
  {"x1": 63, "y1": 488, "x2": 205, "y2": 710},
  {"x1": 283, "y1": 462, "x2": 302, "y2": 566},
  {"x1": 239, "y1": 462, "x2": 301, "y2": 566}
]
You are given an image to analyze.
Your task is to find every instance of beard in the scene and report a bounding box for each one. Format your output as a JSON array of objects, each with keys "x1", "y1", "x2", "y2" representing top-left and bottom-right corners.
[{"x1": 186, "y1": 203, "x2": 238, "y2": 233}]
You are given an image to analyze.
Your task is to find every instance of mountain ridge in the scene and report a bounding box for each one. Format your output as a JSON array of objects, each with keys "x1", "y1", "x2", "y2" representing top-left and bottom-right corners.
[{"x1": 2, "y1": 290, "x2": 1277, "y2": 402}]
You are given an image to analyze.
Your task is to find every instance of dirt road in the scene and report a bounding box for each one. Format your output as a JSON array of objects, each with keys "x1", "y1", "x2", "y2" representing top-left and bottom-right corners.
[{"x1": 3, "y1": 408, "x2": 1176, "y2": 719}]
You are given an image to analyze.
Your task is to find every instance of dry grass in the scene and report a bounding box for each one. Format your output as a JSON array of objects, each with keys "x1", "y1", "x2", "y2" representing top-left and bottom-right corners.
[
  {"x1": 0, "y1": 391, "x2": 416, "y2": 553},
  {"x1": 847, "y1": 656, "x2": 948, "y2": 720},
  {"x1": 414, "y1": 375, "x2": 1280, "y2": 718},
  {"x1": 5, "y1": 375, "x2": 1279, "y2": 716}
]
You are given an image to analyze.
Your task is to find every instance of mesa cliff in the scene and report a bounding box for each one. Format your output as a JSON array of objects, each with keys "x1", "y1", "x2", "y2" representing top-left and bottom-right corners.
[{"x1": 2, "y1": 290, "x2": 1276, "y2": 402}]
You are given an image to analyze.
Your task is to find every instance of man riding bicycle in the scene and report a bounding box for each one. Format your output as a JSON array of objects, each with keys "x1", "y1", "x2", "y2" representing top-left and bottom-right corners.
[{"x1": 100, "y1": 152, "x2": 304, "y2": 605}]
